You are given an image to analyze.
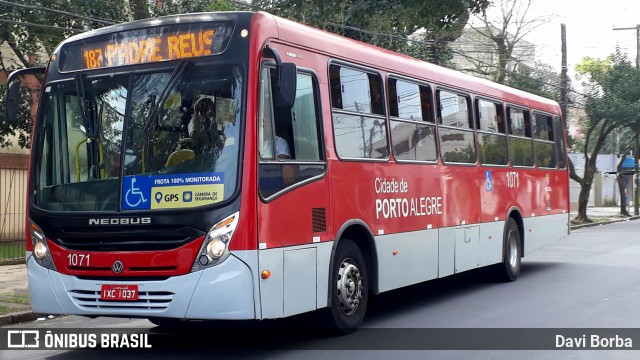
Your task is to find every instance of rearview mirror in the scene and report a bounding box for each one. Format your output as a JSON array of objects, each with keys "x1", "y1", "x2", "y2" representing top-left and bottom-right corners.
[
  {"x1": 3, "y1": 67, "x2": 46, "y2": 125},
  {"x1": 262, "y1": 46, "x2": 297, "y2": 109},
  {"x1": 275, "y1": 62, "x2": 297, "y2": 108},
  {"x1": 4, "y1": 80, "x2": 21, "y2": 125}
]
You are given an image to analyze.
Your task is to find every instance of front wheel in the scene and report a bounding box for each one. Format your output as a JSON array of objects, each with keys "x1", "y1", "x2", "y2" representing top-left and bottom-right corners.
[
  {"x1": 328, "y1": 239, "x2": 369, "y2": 333},
  {"x1": 495, "y1": 217, "x2": 522, "y2": 282}
]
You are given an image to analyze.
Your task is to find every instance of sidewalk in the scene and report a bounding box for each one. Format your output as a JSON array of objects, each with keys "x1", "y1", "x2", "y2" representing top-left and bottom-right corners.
[
  {"x1": 1, "y1": 207, "x2": 639, "y2": 327},
  {"x1": 569, "y1": 206, "x2": 640, "y2": 229},
  {"x1": 0, "y1": 263, "x2": 35, "y2": 326}
]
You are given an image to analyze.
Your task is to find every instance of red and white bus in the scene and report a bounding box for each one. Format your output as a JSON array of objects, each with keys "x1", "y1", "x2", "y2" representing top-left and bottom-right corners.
[{"x1": 5, "y1": 11, "x2": 569, "y2": 332}]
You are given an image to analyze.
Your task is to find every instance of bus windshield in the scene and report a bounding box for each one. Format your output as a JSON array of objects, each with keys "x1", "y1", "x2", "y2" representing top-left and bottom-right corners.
[{"x1": 33, "y1": 63, "x2": 243, "y2": 212}]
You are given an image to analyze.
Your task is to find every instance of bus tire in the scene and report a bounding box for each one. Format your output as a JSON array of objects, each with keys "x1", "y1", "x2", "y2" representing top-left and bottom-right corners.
[
  {"x1": 328, "y1": 239, "x2": 369, "y2": 333},
  {"x1": 495, "y1": 217, "x2": 522, "y2": 282}
]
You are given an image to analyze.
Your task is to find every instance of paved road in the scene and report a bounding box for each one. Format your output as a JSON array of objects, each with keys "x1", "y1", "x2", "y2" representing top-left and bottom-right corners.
[{"x1": 4, "y1": 220, "x2": 640, "y2": 359}]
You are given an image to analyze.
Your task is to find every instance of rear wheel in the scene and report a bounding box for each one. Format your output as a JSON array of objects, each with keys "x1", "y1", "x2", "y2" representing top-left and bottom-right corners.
[
  {"x1": 328, "y1": 239, "x2": 369, "y2": 333},
  {"x1": 495, "y1": 217, "x2": 521, "y2": 282}
]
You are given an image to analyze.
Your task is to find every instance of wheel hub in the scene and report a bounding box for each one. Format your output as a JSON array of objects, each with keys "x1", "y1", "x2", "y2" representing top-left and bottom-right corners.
[{"x1": 336, "y1": 258, "x2": 363, "y2": 315}]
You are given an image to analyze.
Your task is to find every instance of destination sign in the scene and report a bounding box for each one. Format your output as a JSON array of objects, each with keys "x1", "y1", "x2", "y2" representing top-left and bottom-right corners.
[{"x1": 60, "y1": 22, "x2": 234, "y2": 71}]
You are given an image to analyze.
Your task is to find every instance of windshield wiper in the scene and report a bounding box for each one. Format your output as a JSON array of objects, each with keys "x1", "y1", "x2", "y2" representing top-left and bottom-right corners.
[
  {"x1": 143, "y1": 60, "x2": 191, "y2": 132},
  {"x1": 74, "y1": 72, "x2": 103, "y2": 179},
  {"x1": 74, "y1": 72, "x2": 96, "y2": 140}
]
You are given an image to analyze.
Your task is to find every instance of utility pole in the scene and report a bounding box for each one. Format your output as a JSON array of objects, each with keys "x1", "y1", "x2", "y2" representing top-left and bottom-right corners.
[{"x1": 613, "y1": 25, "x2": 640, "y2": 215}]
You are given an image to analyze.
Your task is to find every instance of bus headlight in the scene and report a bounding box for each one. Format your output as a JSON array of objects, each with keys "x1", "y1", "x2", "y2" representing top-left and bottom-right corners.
[
  {"x1": 34, "y1": 241, "x2": 48, "y2": 259},
  {"x1": 29, "y1": 221, "x2": 57, "y2": 271},
  {"x1": 207, "y1": 239, "x2": 227, "y2": 259},
  {"x1": 191, "y1": 212, "x2": 239, "y2": 272}
]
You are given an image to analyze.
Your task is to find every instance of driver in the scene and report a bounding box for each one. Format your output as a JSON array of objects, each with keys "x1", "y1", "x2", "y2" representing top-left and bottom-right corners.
[{"x1": 176, "y1": 97, "x2": 217, "y2": 154}]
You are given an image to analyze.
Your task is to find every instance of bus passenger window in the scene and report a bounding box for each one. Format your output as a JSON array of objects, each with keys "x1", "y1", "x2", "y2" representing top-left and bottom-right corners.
[
  {"x1": 388, "y1": 78, "x2": 437, "y2": 162},
  {"x1": 507, "y1": 106, "x2": 534, "y2": 167},
  {"x1": 329, "y1": 64, "x2": 388, "y2": 160},
  {"x1": 476, "y1": 99, "x2": 508, "y2": 166},
  {"x1": 477, "y1": 99, "x2": 504, "y2": 133},
  {"x1": 437, "y1": 90, "x2": 476, "y2": 164},
  {"x1": 533, "y1": 113, "x2": 556, "y2": 168}
]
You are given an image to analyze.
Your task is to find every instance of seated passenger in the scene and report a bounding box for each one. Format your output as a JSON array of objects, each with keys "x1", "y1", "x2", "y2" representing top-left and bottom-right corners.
[{"x1": 275, "y1": 135, "x2": 291, "y2": 159}]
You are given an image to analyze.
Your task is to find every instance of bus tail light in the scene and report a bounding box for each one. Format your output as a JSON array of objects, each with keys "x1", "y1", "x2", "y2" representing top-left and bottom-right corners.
[
  {"x1": 29, "y1": 221, "x2": 57, "y2": 271},
  {"x1": 191, "y1": 212, "x2": 239, "y2": 272}
]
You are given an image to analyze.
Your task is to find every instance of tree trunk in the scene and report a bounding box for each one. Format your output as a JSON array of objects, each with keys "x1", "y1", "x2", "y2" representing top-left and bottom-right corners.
[
  {"x1": 575, "y1": 165, "x2": 596, "y2": 222},
  {"x1": 573, "y1": 122, "x2": 617, "y2": 223},
  {"x1": 617, "y1": 155, "x2": 631, "y2": 216}
]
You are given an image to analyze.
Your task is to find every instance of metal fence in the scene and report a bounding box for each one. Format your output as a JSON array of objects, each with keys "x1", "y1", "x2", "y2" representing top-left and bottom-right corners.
[
  {"x1": 1, "y1": 167, "x2": 27, "y2": 260},
  {"x1": 0, "y1": 239, "x2": 25, "y2": 261}
]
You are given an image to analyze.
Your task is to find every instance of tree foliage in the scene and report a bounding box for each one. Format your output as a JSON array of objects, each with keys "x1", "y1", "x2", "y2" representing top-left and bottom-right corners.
[
  {"x1": 1, "y1": 1, "x2": 130, "y2": 67},
  {"x1": 505, "y1": 61, "x2": 561, "y2": 100},
  {"x1": 251, "y1": 0, "x2": 490, "y2": 64},
  {"x1": 0, "y1": 84, "x2": 33, "y2": 148},
  {"x1": 571, "y1": 52, "x2": 640, "y2": 222},
  {"x1": 0, "y1": 0, "x2": 241, "y2": 149}
]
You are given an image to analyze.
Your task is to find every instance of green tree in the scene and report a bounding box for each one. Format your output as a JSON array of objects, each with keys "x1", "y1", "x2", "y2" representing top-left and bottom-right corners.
[
  {"x1": 152, "y1": 0, "x2": 239, "y2": 17},
  {"x1": 251, "y1": 0, "x2": 490, "y2": 64},
  {"x1": 0, "y1": 0, "x2": 242, "y2": 149},
  {"x1": 571, "y1": 52, "x2": 640, "y2": 222},
  {"x1": 505, "y1": 61, "x2": 562, "y2": 100},
  {"x1": 0, "y1": 1, "x2": 131, "y2": 149}
]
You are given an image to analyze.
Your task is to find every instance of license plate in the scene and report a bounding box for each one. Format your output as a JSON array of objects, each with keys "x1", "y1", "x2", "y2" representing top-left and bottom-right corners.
[{"x1": 100, "y1": 284, "x2": 138, "y2": 301}]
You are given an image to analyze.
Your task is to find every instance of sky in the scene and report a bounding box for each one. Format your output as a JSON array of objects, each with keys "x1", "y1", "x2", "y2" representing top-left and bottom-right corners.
[{"x1": 484, "y1": 0, "x2": 640, "y2": 76}]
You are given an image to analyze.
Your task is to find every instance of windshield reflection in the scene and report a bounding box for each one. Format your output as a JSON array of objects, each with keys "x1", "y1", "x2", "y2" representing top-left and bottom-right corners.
[{"x1": 33, "y1": 64, "x2": 243, "y2": 212}]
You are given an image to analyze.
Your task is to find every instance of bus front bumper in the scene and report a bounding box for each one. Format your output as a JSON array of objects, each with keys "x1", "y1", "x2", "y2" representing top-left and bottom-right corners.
[{"x1": 26, "y1": 252, "x2": 256, "y2": 320}]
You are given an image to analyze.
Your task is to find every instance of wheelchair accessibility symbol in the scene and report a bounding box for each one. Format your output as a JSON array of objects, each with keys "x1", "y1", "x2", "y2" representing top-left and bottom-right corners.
[
  {"x1": 485, "y1": 170, "x2": 493, "y2": 192},
  {"x1": 125, "y1": 177, "x2": 148, "y2": 207}
]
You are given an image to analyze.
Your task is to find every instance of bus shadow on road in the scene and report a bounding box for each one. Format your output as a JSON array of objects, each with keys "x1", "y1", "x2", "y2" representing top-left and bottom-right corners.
[{"x1": 364, "y1": 260, "x2": 563, "y2": 324}]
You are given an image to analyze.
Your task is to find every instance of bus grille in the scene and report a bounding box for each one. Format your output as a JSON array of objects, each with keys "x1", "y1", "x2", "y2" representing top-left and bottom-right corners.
[
  {"x1": 53, "y1": 226, "x2": 205, "y2": 252},
  {"x1": 69, "y1": 290, "x2": 174, "y2": 311}
]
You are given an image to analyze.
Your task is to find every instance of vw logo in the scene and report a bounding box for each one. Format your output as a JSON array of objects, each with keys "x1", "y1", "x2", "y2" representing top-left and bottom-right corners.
[{"x1": 112, "y1": 260, "x2": 124, "y2": 274}]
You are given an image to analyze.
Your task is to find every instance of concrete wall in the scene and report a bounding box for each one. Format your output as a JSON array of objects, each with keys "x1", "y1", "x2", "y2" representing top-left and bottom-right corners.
[{"x1": 568, "y1": 153, "x2": 626, "y2": 209}]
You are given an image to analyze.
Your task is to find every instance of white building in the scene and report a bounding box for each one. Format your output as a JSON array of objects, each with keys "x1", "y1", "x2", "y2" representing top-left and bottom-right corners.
[{"x1": 449, "y1": 26, "x2": 536, "y2": 82}]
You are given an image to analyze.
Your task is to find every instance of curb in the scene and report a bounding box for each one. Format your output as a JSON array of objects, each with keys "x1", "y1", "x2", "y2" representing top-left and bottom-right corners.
[
  {"x1": 570, "y1": 215, "x2": 640, "y2": 230},
  {"x1": 0, "y1": 259, "x2": 26, "y2": 266},
  {"x1": 0, "y1": 311, "x2": 36, "y2": 327}
]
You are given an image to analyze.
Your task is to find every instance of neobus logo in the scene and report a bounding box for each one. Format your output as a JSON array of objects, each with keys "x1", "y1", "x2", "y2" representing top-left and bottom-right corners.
[{"x1": 88, "y1": 218, "x2": 151, "y2": 225}]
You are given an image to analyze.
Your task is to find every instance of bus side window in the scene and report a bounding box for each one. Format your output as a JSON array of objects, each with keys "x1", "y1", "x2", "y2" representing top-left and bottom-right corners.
[
  {"x1": 258, "y1": 68, "x2": 325, "y2": 198},
  {"x1": 388, "y1": 77, "x2": 437, "y2": 162},
  {"x1": 507, "y1": 106, "x2": 534, "y2": 167},
  {"x1": 437, "y1": 90, "x2": 476, "y2": 164},
  {"x1": 476, "y1": 99, "x2": 508, "y2": 166},
  {"x1": 533, "y1": 112, "x2": 556, "y2": 168},
  {"x1": 553, "y1": 116, "x2": 567, "y2": 169},
  {"x1": 329, "y1": 64, "x2": 388, "y2": 160}
]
